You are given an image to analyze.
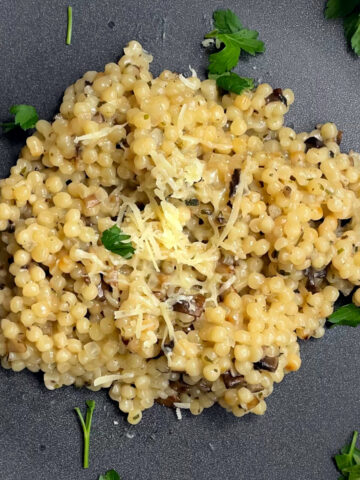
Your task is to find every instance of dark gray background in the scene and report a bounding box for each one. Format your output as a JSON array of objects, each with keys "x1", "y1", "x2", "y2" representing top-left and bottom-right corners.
[{"x1": 0, "y1": 1, "x2": 359, "y2": 479}]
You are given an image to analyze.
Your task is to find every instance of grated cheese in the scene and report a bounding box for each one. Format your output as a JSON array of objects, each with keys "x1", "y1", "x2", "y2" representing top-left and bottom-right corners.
[
  {"x1": 179, "y1": 74, "x2": 197, "y2": 90},
  {"x1": 74, "y1": 124, "x2": 125, "y2": 145},
  {"x1": 93, "y1": 372, "x2": 134, "y2": 387},
  {"x1": 173, "y1": 402, "x2": 191, "y2": 409},
  {"x1": 159, "y1": 303, "x2": 175, "y2": 342}
]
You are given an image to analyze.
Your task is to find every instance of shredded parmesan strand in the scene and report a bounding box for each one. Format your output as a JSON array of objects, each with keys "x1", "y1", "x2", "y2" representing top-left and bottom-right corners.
[
  {"x1": 93, "y1": 372, "x2": 134, "y2": 387},
  {"x1": 173, "y1": 402, "x2": 191, "y2": 409},
  {"x1": 74, "y1": 124, "x2": 126, "y2": 144},
  {"x1": 159, "y1": 303, "x2": 175, "y2": 342}
]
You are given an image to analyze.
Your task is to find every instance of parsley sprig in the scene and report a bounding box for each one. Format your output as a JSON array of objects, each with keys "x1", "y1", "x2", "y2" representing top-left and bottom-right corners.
[
  {"x1": 75, "y1": 400, "x2": 96, "y2": 469},
  {"x1": 101, "y1": 225, "x2": 135, "y2": 259},
  {"x1": 99, "y1": 470, "x2": 121, "y2": 480},
  {"x1": 204, "y1": 9, "x2": 265, "y2": 94},
  {"x1": 325, "y1": 0, "x2": 360, "y2": 56},
  {"x1": 0, "y1": 104, "x2": 38, "y2": 133},
  {"x1": 335, "y1": 431, "x2": 360, "y2": 478},
  {"x1": 328, "y1": 304, "x2": 360, "y2": 327}
]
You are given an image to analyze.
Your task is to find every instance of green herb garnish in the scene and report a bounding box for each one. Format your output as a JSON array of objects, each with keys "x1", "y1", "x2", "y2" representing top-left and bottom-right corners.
[
  {"x1": 99, "y1": 470, "x2": 121, "y2": 480},
  {"x1": 325, "y1": 0, "x2": 360, "y2": 56},
  {"x1": 328, "y1": 304, "x2": 360, "y2": 327},
  {"x1": 66, "y1": 6, "x2": 73, "y2": 45},
  {"x1": 0, "y1": 105, "x2": 38, "y2": 133},
  {"x1": 75, "y1": 400, "x2": 95, "y2": 469},
  {"x1": 209, "y1": 72, "x2": 254, "y2": 94},
  {"x1": 334, "y1": 431, "x2": 360, "y2": 478},
  {"x1": 204, "y1": 9, "x2": 265, "y2": 94},
  {"x1": 101, "y1": 225, "x2": 135, "y2": 259}
]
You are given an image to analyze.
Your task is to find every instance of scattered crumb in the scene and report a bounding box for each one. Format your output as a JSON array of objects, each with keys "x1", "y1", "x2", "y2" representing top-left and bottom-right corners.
[
  {"x1": 113, "y1": 420, "x2": 119, "y2": 426},
  {"x1": 175, "y1": 407, "x2": 182, "y2": 420},
  {"x1": 126, "y1": 431, "x2": 135, "y2": 439}
]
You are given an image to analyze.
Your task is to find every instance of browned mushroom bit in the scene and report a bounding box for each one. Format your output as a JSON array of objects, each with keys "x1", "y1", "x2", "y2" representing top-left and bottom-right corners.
[
  {"x1": 222, "y1": 372, "x2": 264, "y2": 392},
  {"x1": 265, "y1": 88, "x2": 288, "y2": 106},
  {"x1": 222, "y1": 372, "x2": 246, "y2": 389},
  {"x1": 83, "y1": 193, "x2": 101, "y2": 209},
  {"x1": 282, "y1": 185, "x2": 292, "y2": 198},
  {"x1": 156, "y1": 377, "x2": 212, "y2": 408},
  {"x1": 304, "y1": 136, "x2": 324, "y2": 152},
  {"x1": 254, "y1": 355, "x2": 279, "y2": 373},
  {"x1": 156, "y1": 395, "x2": 179, "y2": 408},
  {"x1": 304, "y1": 266, "x2": 328, "y2": 294},
  {"x1": 173, "y1": 294, "x2": 205, "y2": 317},
  {"x1": 229, "y1": 168, "x2": 241, "y2": 197}
]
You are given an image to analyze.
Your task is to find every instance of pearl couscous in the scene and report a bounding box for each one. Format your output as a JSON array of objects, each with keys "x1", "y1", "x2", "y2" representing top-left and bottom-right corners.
[{"x1": 1, "y1": 42, "x2": 360, "y2": 424}]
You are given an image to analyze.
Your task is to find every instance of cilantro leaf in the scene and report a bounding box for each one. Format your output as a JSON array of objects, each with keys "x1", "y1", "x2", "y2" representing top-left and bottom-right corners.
[
  {"x1": 343, "y1": 12, "x2": 360, "y2": 56},
  {"x1": 328, "y1": 304, "x2": 360, "y2": 327},
  {"x1": 99, "y1": 470, "x2": 121, "y2": 480},
  {"x1": 324, "y1": 1, "x2": 360, "y2": 56},
  {"x1": 325, "y1": 0, "x2": 360, "y2": 19},
  {"x1": 210, "y1": 72, "x2": 254, "y2": 95},
  {"x1": 0, "y1": 104, "x2": 38, "y2": 132},
  {"x1": 101, "y1": 225, "x2": 135, "y2": 259},
  {"x1": 205, "y1": 9, "x2": 265, "y2": 75},
  {"x1": 209, "y1": 42, "x2": 240, "y2": 73},
  {"x1": 344, "y1": 12, "x2": 360, "y2": 42},
  {"x1": 335, "y1": 431, "x2": 359, "y2": 477},
  {"x1": 350, "y1": 18, "x2": 360, "y2": 55},
  {"x1": 213, "y1": 9, "x2": 243, "y2": 33}
]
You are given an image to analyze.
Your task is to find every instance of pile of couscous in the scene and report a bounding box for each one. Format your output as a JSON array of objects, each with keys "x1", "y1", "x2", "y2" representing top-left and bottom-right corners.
[{"x1": 0, "y1": 41, "x2": 359, "y2": 423}]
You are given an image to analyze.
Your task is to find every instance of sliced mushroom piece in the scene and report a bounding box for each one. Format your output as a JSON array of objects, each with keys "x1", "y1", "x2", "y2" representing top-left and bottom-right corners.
[
  {"x1": 84, "y1": 194, "x2": 100, "y2": 209},
  {"x1": 304, "y1": 266, "x2": 328, "y2": 293},
  {"x1": 229, "y1": 168, "x2": 241, "y2": 197},
  {"x1": 156, "y1": 395, "x2": 179, "y2": 408},
  {"x1": 304, "y1": 136, "x2": 324, "y2": 152},
  {"x1": 222, "y1": 372, "x2": 246, "y2": 389},
  {"x1": 173, "y1": 294, "x2": 205, "y2": 317},
  {"x1": 162, "y1": 340, "x2": 174, "y2": 356},
  {"x1": 265, "y1": 88, "x2": 288, "y2": 106},
  {"x1": 97, "y1": 274, "x2": 109, "y2": 300},
  {"x1": 282, "y1": 185, "x2": 292, "y2": 197},
  {"x1": 254, "y1": 355, "x2": 279, "y2": 373},
  {"x1": 336, "y1": 130, "x2": 343, "y2": 145},
  {"x1": 198, "y1": 379, "x2": 212, "y2": 393}
]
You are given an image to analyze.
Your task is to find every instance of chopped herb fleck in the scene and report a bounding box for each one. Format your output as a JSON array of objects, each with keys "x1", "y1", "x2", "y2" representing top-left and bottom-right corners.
[{"x1": 66, "y1": 6, "x2": 73, "y2": 45}]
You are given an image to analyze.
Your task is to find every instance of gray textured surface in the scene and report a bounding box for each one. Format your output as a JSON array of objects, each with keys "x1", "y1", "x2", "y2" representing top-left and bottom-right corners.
[{"x1": 0, "y1": 1, "x2": 360, "y2": 479}]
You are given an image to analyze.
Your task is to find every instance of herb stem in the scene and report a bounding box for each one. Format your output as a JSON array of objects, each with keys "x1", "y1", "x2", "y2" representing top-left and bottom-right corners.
[
  {"x1": 349, "y1": 431, "x2": 359, "y2": 457},
  {"x1": 66, "y1": 6, "x2": 73, "y2": 45},
  {"x1": 75, "y1": 400, "x2": 95, "y2": 469}
]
